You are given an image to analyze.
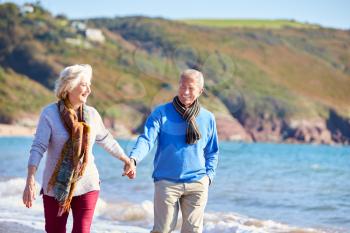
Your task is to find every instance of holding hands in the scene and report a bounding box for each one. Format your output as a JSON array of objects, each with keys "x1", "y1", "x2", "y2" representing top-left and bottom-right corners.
[{"x1": 122, "y1": 158, "x2": 136, "y2": 179}]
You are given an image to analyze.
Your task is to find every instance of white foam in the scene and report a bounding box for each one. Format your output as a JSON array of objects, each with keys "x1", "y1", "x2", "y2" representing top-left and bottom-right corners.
[
  {"x1": 0, "y1": 177, "x2": 326, "y2": 233},
  {"x1": 0, "y1": 177, "x2": 43, "y2": 213},
  {"x1": 98, "y1": 199, "x2": 154, "y2": 226},
  {"x1": 0, "y1": 177, "x2": 36, "y2": 197},
  {"x1": 0, "y1": 177, "x2": 150, "y2": 233},
  {"x1": 96, "y1": 202, "x2": 325, "y2": 233},
  {"x1": 311, "y1": 163, "x2": 321, "y2": 170},
  {"x1": 203, "y1": 212, "x2": 324, "y2": 233}
]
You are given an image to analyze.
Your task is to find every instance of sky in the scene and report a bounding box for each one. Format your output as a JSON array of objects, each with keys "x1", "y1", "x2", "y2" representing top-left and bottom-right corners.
[{"x1": 3, "y1": 0, "x2": 350, "y2": 29}]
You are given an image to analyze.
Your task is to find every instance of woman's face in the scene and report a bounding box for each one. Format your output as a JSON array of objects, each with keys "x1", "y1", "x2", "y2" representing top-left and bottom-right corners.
[{"x1": 68, "y1": 78, "x2": 91, "y2": 107}]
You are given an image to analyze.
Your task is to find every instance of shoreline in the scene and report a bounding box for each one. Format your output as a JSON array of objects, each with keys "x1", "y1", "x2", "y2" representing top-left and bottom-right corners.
[
  {"x1": 0, "y1": 123, "x2": 138, "y2": 140},
  {"x1": 0, "y1": 124, "x2": 36, "y2": 137},
  {"x1": 0, "y1": 123, "x2": 347, "y2": 146},
  {"x1": 0, "y1": 221, "x2": 44, "y2": 233}
]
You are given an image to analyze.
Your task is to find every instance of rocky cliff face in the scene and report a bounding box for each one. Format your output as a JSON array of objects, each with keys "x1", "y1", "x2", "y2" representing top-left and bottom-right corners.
[
  {"x1": 327, "y1": 110, "x2": 350, "y2": 144},
  {"x1": 284, "y1": 118, "x2": 333, "y2": 144},
  {"x1": 215, "y1": 113, "x2": 252, "y2": 141},
  {"x1": 216, "y1": 110, "x2": 350, "y2": 145}
]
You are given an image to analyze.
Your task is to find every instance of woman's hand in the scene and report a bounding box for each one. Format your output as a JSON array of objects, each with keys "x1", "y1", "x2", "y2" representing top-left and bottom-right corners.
[
  {"x1": 123, "y1": 158, "x2": 136, "y2": 179},
  {"x1": 23, "y1": 175, "x2": 36, "y2": 208},
  {"x1": 23, "y1": 165, "x2": 37, "y2": 208}
]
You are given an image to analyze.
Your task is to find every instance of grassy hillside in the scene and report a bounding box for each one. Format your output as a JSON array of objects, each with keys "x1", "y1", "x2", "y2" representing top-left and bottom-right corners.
[
  {"x1": 180, "y1": 19, "x2": 320, "y2": 29},
  {"x1": 1, "y1": 3, "x2": 350, "y2": 142},
  {"x1": 0, "y1": 67, "x2": 53, "y2": 123},
  {"x1": 91, "y1": 16, "x2": 350, "y2": 119}
]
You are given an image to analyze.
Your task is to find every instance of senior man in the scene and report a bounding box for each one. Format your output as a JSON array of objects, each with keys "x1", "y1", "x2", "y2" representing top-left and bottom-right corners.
[{"x1": 129, "y1": 69, "x2": 219, "y2": 233}]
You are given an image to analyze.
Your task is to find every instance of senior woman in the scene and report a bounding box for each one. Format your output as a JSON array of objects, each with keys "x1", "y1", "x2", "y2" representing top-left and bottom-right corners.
[{"x1": 22, "y1": 64, "x2": 134, "y2": 233}]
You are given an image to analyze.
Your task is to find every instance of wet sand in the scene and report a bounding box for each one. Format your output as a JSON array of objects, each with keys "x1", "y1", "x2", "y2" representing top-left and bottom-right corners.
[{"x1": 0, "y1": 221, "x2": 44, "y2": 233}]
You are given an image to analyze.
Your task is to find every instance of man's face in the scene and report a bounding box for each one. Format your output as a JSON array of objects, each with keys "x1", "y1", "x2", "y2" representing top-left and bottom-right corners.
[{"x1": 178, "y1": 77, "x2": 203, "y2": 107}]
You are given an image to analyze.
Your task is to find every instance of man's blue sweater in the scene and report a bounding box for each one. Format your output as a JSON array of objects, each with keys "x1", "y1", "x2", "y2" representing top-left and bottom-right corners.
[{"x1": 130, "y1": 102, "x2": 219, "y2": 183}]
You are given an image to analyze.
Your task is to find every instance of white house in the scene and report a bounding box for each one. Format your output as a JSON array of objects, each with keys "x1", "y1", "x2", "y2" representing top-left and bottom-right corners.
[
  {"x1": 20, "y1": 4, "x2": 34, "y2": 14},
  {"x1": 71, "y1": 21, "x2": 87, "y2": 32},
  {"x1": 85, "y1": 28, "x2": 105, "y2": 43}
]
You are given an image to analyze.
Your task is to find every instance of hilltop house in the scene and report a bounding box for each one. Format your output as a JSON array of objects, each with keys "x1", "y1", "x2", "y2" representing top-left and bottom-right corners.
[
  {"x1": 20, "y1": 4, "x2": 34, "y2": 14},
  {"x1": 71, "y1": 21, "x2": 87, "y2": 32},
  {"x1": 85, "y1": 28, "x2": 105, "y2": 43}
]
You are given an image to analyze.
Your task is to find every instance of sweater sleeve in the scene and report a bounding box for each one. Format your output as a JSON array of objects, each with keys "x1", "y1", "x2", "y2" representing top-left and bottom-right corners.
[
  {"x1": 94, "y1": 108, "x2": 125, "y2": 159},
  {"x1": 204, "y1": 115, "x2": 219, "y2": 183},
  {"x1": 129, "y1": 109, "x2": 161, "y2": 164},
  {"x1": 28, "y1": 109, "x2": 52, "y2": 167}
]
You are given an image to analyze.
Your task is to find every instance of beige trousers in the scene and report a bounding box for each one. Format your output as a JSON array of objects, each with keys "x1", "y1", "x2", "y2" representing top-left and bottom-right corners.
[{"x1": 151, "y1": 176, "x2": 210, "y2": 233}]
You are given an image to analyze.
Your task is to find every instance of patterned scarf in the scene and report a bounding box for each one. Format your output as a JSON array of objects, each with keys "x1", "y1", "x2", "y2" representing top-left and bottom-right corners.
[
  {"x1": 47, "y1": 99, "x2": 90, "y2": 216},
  {"x1": 172, "y1": 96, "x2": 201, "y2": 144}
]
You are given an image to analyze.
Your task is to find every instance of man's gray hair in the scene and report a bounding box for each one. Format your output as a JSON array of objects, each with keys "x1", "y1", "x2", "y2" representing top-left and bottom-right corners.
[
  {"x1": 54, "y1": 64, "x2": 92, "y2": 100},
  {"x1": 180, "y1": 69, "x2": 204, "y2": 89}
]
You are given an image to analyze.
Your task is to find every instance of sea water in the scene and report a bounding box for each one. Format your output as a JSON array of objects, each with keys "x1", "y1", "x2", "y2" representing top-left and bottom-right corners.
[{"x1": 0, "y1": 137, "x2": 349, "y2": 233}]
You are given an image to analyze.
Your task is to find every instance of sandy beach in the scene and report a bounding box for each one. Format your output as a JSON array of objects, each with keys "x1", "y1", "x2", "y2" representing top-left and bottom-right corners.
[
  {"x1": 0, "y1": 124, "x2": 136, "y2": 139},
  {"x1": 0, "y1": 124, "x2": 35, "y2": 137}
]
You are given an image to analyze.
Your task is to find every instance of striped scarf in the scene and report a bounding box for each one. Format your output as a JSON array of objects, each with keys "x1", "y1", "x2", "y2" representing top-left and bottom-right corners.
[
  {"x1": 47, "y1": 99, "x2": 90, "y2": 216},
  {"x1": 172, "y1": 96, "x2": 201, "y2": 144}
]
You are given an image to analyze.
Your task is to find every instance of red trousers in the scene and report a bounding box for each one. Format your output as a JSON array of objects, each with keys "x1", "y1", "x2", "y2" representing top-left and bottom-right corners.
[{"x1": 43, "y1": 190, "x2": 99, "y2": 233}]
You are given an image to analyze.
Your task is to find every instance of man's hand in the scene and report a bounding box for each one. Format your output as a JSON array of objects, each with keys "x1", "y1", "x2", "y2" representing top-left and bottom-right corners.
[{"x1": 123, "y1": 158, "x2": 136, "y2": 179}]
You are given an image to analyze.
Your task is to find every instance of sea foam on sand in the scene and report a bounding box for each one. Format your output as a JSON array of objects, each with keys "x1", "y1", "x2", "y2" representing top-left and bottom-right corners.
[{"x1": 0, "y1": 177, "x2": 325, "y2": 233}]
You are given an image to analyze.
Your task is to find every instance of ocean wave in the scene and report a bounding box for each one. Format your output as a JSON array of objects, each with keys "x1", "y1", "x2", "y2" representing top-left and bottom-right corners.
[
  {"x1": 0, "y1": 177, "x2": 39, "y2": 197},
  {"x1": 97, "y1": 199, "x2": 154, "y2": 226},
  {"x1": 203, "y1": 212, "x2": 324, "y2": 233},
  {"x1": 0, "y1": 177, "x2": 332, "y2": 233},
  {"x1": 96, "y1": 198, "x2": 326, "y2": 233}
]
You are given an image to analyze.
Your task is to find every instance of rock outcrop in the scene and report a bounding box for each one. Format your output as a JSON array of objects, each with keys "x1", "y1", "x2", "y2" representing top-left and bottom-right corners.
[
  {"x1": 327, "y1": 110, "x2": 350, "y2": 144},
  {"x1": 216, "y1": 114, "x2": 252, "y2": 141},
  {"x1": 284, "y1": 118, "x2": 334, "y2": 144}
]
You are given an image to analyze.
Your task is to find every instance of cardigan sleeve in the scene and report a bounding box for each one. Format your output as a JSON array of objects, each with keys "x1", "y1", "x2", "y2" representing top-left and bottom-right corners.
[{"x1": 28, "y1": 108, "x2": 52, "y2": 167}]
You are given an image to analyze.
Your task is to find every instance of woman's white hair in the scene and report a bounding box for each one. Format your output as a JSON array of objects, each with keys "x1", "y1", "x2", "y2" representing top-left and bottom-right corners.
[
  {"x1": 180, "y1": 69, "x2": 204, "y2": 89},
  {"x1": 54, "y1": 64, "x2": 92, "y2": 100}
]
